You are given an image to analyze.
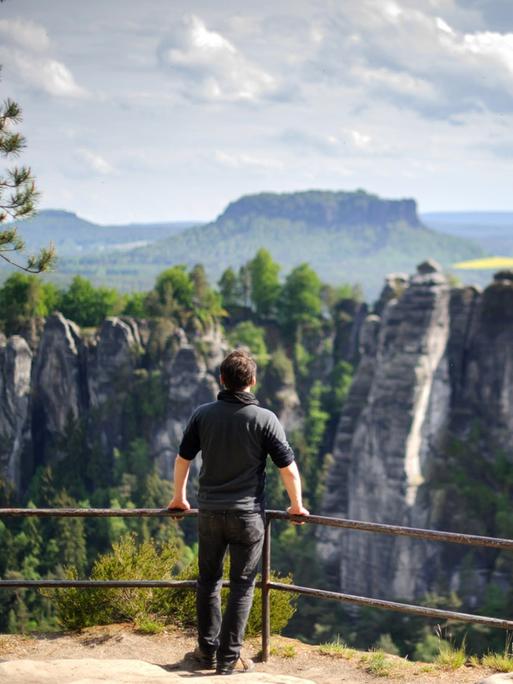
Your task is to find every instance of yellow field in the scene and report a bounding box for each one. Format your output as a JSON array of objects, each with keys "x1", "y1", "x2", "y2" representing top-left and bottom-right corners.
[{"x1": 452, "y1": 256, "x2": 513, "y2": 270}]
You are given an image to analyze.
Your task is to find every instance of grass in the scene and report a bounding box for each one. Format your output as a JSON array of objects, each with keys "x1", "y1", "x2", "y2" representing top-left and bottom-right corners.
[
  {"x1": 270, "y1": 644, "x2": 297, "y2": 658},
  {"x1": 134, "y1": 618, "x2": 164, "y2": 635},
  {"x1": 435, "y1": 640, "x2": 467, "y2": 670},
  {"x1": 362, "y1": 650, "x2": 393, "y2": 677},
  {"x1": 318, "y1": 636, "x2": 356, "y2": 659},
  {"x1": 481, "y1": 652, "x2": 513, "y2": 672}
]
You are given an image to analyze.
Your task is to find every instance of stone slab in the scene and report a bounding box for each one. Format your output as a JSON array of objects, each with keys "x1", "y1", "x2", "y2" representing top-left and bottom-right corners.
[{"x1": 0, "y1": 658, "x2": 316, "y2": 684}]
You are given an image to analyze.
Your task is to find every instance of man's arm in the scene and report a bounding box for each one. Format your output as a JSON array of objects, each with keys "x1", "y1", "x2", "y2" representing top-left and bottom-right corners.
[
  {"x1": 279, "y1": 461, "x2": 309, "y2": 520},
  {"x1": 167, "y1": 455, "x2": 192, "y2": 510},
  {"x1": 263, "y1": 413, "x2": 310, "y2": 521}
]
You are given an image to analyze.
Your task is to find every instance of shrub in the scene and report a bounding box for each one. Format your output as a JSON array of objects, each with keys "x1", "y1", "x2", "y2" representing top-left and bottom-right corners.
[
  {"x1": 52, "y1": 535, "x2": 182, "y2": 629},
  {"x1": 53, "y1": 534, "x2": 295, "y2": 635}
]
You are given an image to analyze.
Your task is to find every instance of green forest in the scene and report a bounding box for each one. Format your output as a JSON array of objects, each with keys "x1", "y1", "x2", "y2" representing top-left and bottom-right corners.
[{"x1": 0, "y1": 248, "x2": 511, "y2": 662}]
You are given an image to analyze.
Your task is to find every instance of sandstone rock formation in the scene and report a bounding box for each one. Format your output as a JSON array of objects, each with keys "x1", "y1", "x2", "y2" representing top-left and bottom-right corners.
[
  {"x1": 0, "y1": 335, "x2": 32, "y2": 490},
  {"x1": 31, "y1": 313, "x2": 86, "y2": 453},
  {"x1": 321, "y1": 263, "x2": 513, "y2": 601},
  {"x1": 152, "y1": 345, "x2": 219, "y2": 480},
  {"x1": 0, "y1": 312, "x2": 223, "y2": 492}
]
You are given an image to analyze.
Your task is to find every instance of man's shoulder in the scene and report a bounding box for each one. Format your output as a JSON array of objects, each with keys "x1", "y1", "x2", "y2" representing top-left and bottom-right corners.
[
  {"x1": 250, "y1": 405, "x2": 282, "y2": 429},
  {"x1": 253, "y1": 405, "x2": 277, "y2": 420},
  {"x1": 194, "y1": 400, "x2": 279, "y2": 426},
  {"x1": 194, "y1": 400, "x2": 219, "y2": 416}
]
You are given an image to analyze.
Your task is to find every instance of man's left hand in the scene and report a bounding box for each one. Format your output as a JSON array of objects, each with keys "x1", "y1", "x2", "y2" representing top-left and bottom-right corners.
[{"x1": 167, "y1": 497, "x2": 191, "y2": 511}]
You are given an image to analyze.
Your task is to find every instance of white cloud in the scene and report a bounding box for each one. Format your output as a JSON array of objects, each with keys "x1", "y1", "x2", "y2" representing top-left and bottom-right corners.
[
  {"x1": 278, "y1": 128, "x2": 389, "y2": 157},
  {"x1": 435, "y1": 17, "x2": 454, "y2": 34},
  {"x1": 350, "y1": 130, "x2": 372, "y2": 149},
  {"x1": 77, "y1": 149, "x2": 113, "y2": 175},
  {"x1": 0, "y1": 18, "x2": 87, "y2": 98},
  {"x1": 157, "y1": 14, "x2": 280, "y2": 103},
  {"x1": 214, "y1": 150, "x2": 284, "y2": 170},
  {"x1": 356, "y1": 66, "x2": 439, "y2": 103},
  {"x1": 309, "y1": 0, "x2": 513, "y2": 116},
  {"x1": 0, "y1": 18, "x2": 50, "y2": 52},
  {"x1": 460, "y1": 31, "x2": 513, "y2": 74}
]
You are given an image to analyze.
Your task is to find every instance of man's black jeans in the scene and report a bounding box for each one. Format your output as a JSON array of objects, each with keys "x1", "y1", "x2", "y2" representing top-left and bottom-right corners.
[{"x1": 197, "y1": 509, "x2": 265, "y2": 666}]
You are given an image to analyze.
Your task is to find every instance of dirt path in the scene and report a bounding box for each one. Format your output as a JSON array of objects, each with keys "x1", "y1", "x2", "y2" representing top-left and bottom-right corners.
[{"x1": 0, "y1": 624, "x2": 498, "y2": 683}]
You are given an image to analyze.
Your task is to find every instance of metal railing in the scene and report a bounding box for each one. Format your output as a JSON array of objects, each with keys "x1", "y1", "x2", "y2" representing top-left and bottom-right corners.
[{"x1": 2, "y1": 507, "x2": 513, "y2": 662}]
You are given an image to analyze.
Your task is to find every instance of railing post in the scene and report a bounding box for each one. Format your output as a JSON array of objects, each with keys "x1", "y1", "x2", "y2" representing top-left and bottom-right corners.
[{"x1": 261, "y1": 514, "x2": 271, "y2": 662}]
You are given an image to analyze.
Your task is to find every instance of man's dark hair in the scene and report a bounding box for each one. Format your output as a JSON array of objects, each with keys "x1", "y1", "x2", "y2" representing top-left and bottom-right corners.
[{"x1": 220, "y1": 350, "x2": 257, "y2": 391}]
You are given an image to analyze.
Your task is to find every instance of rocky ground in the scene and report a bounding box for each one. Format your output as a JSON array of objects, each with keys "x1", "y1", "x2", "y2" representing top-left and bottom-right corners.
[{"x1": 0, "y1": 624, "x2": 505, "y2": 683}]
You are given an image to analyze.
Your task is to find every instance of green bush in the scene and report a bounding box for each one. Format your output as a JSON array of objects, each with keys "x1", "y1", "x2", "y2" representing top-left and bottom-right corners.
[
  {"x1": 53, "y1": 534, "x2": 295, "y2": 635},
  {"x1": 228, "y1": 321, "x2": 270, "y2": 368},
  {"x1": 53, "y1": 535, "x2": 182, "y2": 629},
  {"x1": 59, "y1": 276, "x2": 123, "y2": 327}
]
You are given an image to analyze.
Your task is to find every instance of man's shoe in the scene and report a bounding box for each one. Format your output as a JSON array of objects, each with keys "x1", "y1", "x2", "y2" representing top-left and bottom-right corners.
[
  {"x1": 186, "y1": 646, "x2": 216, "y2": 669},
  {"x1": 216, "y1": 655, "x2": 255, "y2": 676}
]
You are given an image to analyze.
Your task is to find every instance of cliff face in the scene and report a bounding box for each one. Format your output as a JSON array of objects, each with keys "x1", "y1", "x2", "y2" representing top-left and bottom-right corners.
[
  {"x1": 0, "y1": 313, "x2": 224, "y2": 493},
  {"x1": 31, "y1": 314, "x2": 87, "y2": 464},
  {"x1": 152, "y1": 345, "x2": 220, "y2": 482},
  {"x1": 0, "y1": 336, "x2": 32, "y2": 491},
  {"x1": 321, "y1": 264, "x2": 513, "y2": 601}
]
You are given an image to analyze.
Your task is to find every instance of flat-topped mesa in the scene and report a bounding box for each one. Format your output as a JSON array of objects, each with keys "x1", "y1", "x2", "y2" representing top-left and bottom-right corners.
[{"x1": 220, "y1": 190, "x2": 422, "y2": 228}]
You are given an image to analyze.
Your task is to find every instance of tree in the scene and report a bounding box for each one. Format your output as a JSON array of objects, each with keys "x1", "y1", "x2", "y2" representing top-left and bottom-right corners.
[
  {"x1": 249, "y1": 248, "x2": 281, "y2": 317},
  {"x1": 0, "y1": 272, "x2": 58, "y2": 335},
  {"x1": 0, "y1": 96, "x2": 55, "y2": 272},
  {"x1": 190, "y1": 264, "x2": 209, "y2": 306},
  {"x1": 59, "y1": 276, "x2": 122, "y2": 327},
  {"x1": 189, "y1": 264, "x2": 224, "y2": 326},
  {"x1": 123, "y1": 291, "x2": 148, "y2": 318},
  {"x1": 237, "y1": 263, "x2": 251, "y2": 308},
  {"x1": 154, "y1": 266, "x2": 194, "y2": 311},
  {"x1": 218, "y1": 267, "x2": 238, "y2": 308},
  {"x1": 228, "y1": 321, "x2": 269, "y2": 368},
  {"x1": 278, "y1": 263, "x2": 322, "y2": 334}
]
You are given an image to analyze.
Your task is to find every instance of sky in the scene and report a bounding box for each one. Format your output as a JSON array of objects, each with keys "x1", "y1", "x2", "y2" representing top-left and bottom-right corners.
[{"x1": 1, "y1": 0, "x2": 513, "y2": 224}]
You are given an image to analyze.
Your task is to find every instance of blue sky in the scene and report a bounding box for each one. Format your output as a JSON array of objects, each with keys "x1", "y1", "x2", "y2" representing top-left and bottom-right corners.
[{"x1": 1, "y1": 0, "x2": 513, "y2": 223}]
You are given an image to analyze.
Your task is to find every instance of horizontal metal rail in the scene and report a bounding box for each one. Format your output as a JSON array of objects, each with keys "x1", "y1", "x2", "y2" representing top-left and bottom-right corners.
[
  {"x1": 1, "y1": 506, "x2": 512, "y2": 663},
  {"x1": 4, "y1": 507, "x2": 513, "y2": 551},
  {"x1": 0, "y1": 507, "x2": 197, "y2": 518},
  {"x1": 268, "y1": 510, "x2": 513, "y2": 551},
  {"x1": 0, "y1": 579, "x2": 198, "y2": 589},
  {"x1": 269, "y1": 582, "x2": 513, "y2": 631}
]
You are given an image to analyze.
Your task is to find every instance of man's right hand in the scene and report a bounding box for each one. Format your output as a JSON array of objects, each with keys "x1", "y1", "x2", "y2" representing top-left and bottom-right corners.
[
  {"x1": 287, "y1": 504, "x2": 310, "y2": 525},
  {"x1": 167, "y1": 497, "x2": 191, "y2": 511}
]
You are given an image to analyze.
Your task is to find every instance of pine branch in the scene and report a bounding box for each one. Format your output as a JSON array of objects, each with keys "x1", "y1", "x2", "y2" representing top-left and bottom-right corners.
[
  {"x1": 0, "y1": 96, "x2": 55, "y2": 272},
  {"x1": 0, "y1": 243, "x2": 56, "y2": 273}
]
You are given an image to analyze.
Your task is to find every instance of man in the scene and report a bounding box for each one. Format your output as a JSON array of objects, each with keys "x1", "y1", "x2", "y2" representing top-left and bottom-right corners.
[{"x1": 167, "y1": 349, "x2": 309, "y2": 676}]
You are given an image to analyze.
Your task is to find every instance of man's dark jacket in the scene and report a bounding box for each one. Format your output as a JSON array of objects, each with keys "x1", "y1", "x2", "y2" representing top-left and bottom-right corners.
[{"x1": 178, "y1": 390, "x2": 295, "y2": 511}]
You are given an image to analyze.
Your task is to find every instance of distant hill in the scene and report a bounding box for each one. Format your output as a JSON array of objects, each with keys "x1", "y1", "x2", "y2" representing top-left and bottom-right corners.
[
  {"x1": 422, "y1": 211, "x2": 513, "y2": 254},
  {"x1": 12, "y1": 209, "x2": 200, "y2": 255},
  {"x1": 56, "y1": 190, "x2": 484, "y2": 298},
  {"x1": 0, "y1": 210, "x2": 202, "y2": 290}
]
